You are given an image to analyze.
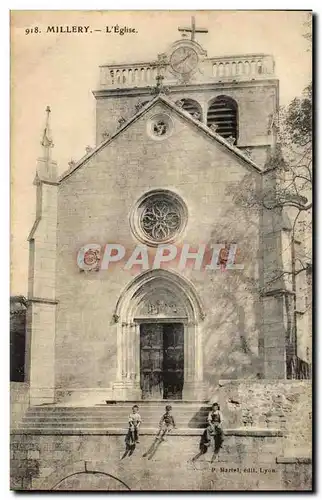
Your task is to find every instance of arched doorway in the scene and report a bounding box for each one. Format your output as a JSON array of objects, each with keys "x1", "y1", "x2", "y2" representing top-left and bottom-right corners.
[{"x1": 113, "y1": 269, "x2": 205, "y2": 400}]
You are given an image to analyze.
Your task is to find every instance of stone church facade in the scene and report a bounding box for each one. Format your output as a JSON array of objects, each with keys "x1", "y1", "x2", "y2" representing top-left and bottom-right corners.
[{"x1": 11, "y1": 23, "x2": 312, "y2": 491}]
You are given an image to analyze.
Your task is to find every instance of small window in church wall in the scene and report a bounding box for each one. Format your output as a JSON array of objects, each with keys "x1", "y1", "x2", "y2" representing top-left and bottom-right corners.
[
  {"x1": 130, "y1": 190, "x2": 188, "y2": 246},
  {"x1": 147, "y1": 113, "x2": 174, "y2": 141},
  {"x1": 176, "y1": 98, "x2": 202, "y2": 121},
  {"x1": 207, "y1": 96, "x2": 238, "y2": 142}
]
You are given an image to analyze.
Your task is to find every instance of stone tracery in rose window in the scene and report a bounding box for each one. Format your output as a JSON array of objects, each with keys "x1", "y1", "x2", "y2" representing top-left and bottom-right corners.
[
  {"x1": 141, "y1": 199, "x2": 181, "y2": 242},
  {"x1": 153, "y1": 120, "x2": 167, "y2": 136}
]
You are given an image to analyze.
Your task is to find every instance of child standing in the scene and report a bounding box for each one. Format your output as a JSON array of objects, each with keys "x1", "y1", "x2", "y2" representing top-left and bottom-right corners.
[
  {"x1": 128, "y1": 404, "x2": 142, "y2": 444},
  {"x1": 157, "y1": 405, "x2": 176, "y2": 440}
]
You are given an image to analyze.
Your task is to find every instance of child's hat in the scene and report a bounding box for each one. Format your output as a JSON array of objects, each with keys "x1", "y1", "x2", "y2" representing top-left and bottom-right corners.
[{"x1": 165, "y1": 405, "x2": 172, "y2": 411}]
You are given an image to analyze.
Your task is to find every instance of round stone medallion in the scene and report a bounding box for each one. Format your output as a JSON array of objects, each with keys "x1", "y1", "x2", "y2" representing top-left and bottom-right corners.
[{"x1": 147, "y1": 113, "x2": 173, "y2": 141}]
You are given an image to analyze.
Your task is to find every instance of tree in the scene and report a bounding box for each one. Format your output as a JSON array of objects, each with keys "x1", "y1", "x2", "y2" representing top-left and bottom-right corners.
[
  {"x1": 275, "y1": 82, "x2": 312, "y2": 379},
  {"x1": 232, "y1": 79, "x2": 312, "y2": 379},
  {"x1": 235, "y1": 15, "x2": 312, "y2": 379}
]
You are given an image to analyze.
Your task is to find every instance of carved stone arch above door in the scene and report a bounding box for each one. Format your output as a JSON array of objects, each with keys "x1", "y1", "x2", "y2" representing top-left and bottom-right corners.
[
  {"x1": 115, "y1": 268, "x2": 205, "y2": 323},
  {"x1": 113, "y1": 269, "x2": 205, "y2": 400}
]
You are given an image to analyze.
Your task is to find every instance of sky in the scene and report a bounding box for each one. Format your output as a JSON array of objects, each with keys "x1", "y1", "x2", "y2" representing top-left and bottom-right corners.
[{"x1": 10, "y1": 10, "x2": 312, "y2": 295}]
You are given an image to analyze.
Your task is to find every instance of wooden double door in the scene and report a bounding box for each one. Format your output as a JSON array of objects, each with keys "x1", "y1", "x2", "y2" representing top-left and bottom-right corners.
[{"x1": 140, "y1": 323, "x2": 184, "y2": 400}]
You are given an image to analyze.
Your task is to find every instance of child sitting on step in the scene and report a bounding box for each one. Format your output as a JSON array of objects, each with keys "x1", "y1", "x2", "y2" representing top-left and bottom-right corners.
[
  {"x1": 157, "y1": 405, "x2": 176, "y2": 440},
  {"x1": 206, "y1": 402, "x2": 224, "y2": 449},
  {"x1": 128, "y1": 405, "x2": 142, "y2": 444}
]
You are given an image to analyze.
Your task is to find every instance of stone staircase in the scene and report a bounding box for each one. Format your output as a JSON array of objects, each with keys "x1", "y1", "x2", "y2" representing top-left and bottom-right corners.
[{"x1": 17, "y1": 401, "x2": 211, "y2": 434}]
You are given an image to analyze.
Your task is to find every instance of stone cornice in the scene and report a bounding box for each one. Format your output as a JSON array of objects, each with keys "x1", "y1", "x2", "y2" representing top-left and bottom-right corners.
[
  {"x1": 11, "y1": 427, "x2": 283, "y2": 437},
  {"x1": 93, "y1": 79, "x2": 279, "y2": 99},
  {"x1": 276, "y1": 456, "x2": 311, "y2": 464},
  {"x1": 261, "y1": 288, "x2": 296, "y2": 298},
  {"x1": 238, "y1": 143, "x2": 270, "y2": 149},
  {"x1": 218, "y1": 379, "x2": 311, "y2": 386},
  {"x1": 28, "y1": 297, "x2": 58, "y2": 305},
  {"x1": 38, "y1": 179, "x2": 59, "y2": 186}
]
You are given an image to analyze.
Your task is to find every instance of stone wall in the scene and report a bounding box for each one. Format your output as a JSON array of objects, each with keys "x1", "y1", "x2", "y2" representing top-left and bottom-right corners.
[
  {"x1": 56, "y1": 100, "x2": 263, "y2": 398},
  {"x1": 10, "y1": 432, "x2": 311, "y2": 491},
  {"x1": 10, "y1": 380, "x2": 312, "y2": 491},
  {"x1": 208, "y1": 380, "x2": 312, "y2": 454},
  {"x1": 27, "y1": 166, "x2": 58, "y2": 405},
  {"x1": 10, "y1": 383, "x2": 29, "y2": 430}
]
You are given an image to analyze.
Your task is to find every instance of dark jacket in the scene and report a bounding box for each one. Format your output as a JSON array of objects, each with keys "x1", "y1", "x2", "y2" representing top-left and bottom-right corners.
[{"x1": 159, "y1": 412, "x2": 176, "y2": 427}]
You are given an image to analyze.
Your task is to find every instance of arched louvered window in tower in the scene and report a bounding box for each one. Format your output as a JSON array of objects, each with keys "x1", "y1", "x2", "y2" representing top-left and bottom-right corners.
[
  {"x1": 176, "y1": 99, "x2": 202, "y2": 121},
  {"x1": 207, "y1": 96, "x2": 238, "y2": 143}
]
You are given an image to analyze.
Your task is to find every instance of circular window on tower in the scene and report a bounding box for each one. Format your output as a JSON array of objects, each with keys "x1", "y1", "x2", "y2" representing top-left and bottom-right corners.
[
  {"x1": 147, "y1": 113, "x2": 173, "y2": 141},
  {"x1": 130, "y1": 190, "x2": 188, "y2": 246}
]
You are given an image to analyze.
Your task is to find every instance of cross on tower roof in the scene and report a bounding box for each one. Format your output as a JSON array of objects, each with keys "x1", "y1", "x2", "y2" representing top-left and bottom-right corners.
[{"x1": 178, "y1": 16, "x2": 208, "y2": 42}]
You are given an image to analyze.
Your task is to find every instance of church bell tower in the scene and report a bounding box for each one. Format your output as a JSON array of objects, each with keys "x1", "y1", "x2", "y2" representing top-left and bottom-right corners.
[{"x1": 93, "y1": 16, "x2": 278, "y2": 169}]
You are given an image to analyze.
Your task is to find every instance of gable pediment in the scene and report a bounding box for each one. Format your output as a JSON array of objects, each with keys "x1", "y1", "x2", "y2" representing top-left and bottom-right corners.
[{"x1": 59, "y1": 94, "x2": 262, "y2": 183}]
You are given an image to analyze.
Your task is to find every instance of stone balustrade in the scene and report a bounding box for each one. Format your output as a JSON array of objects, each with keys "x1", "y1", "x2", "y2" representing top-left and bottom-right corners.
[
  {"x1": 99, "y1": 63, "x2": 159, "y2": 88},
  {"x1": 99, "y1": 54, "x2": 275, "y2": 89},
  {"x1": 209, "y1": 54, "x2": 275, "y2": 80}
]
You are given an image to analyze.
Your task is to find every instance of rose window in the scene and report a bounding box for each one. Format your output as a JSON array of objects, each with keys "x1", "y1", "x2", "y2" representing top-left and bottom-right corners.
[
  {"x1": 141, "y1": 199, "x2": 181, "y2": 241},
  {"x1": 130, "y1": 190, "x2": 188, "y2": 246}
]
